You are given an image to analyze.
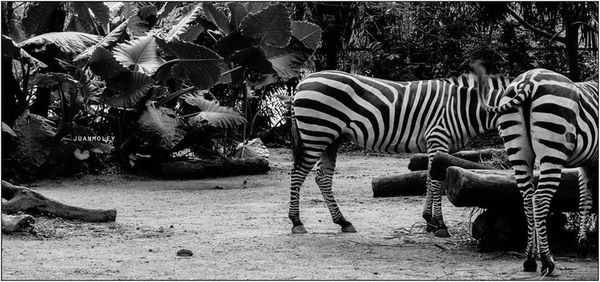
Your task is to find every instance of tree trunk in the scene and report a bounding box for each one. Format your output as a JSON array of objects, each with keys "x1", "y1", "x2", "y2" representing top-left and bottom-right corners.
[
  {"x1": 563, "y1": 7, "x2": 581, "y2": 81},
  {"x1": 150, "y1": 157, "x2": 270, "y2": 179},
  {"x1": 2, "y1": 181, "x2": 117, "y2": 222},
  {"x1": 372, "y1": 171, "x2": 427, "y2": 197},
  {"x1": 445, "y1": 167, "x2": 587, "y2": 212},
  {"x1": 1, "y1": 54, "x2": 25, "y2": 126},
  {"x1": 408, "y1": 149, "x2": 505, "y2": 171}
]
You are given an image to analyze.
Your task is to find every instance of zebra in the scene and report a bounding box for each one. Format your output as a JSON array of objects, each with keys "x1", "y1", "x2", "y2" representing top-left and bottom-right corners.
[
  {"x1": 288, "y1": 70, "x2": 511, "y2": 236},
  {"x1": 475, "y1": 67, "x2": 598, "y2": 275}
]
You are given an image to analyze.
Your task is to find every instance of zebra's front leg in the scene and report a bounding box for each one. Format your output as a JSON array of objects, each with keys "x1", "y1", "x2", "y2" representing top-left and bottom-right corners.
[{"x1": 315, "y1": 142, "x2": 356, "y2": 233}]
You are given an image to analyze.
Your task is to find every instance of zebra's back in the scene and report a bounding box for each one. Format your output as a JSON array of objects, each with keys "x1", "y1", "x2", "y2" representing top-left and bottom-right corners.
[{"x1": 294, "y1": 71, "x2": 452, "y2": 153}]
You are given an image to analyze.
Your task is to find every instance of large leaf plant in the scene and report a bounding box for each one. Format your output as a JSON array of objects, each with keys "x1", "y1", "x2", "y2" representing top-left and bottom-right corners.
[{"x1": 3, "y1": 2, "x2": 323, "y2": 173}]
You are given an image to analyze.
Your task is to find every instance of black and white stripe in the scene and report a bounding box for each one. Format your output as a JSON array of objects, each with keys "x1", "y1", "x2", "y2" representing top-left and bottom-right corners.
[
  {"x1": 477, "y1": 68, "x2": 598, "y2": 275},
  {"x1": 288, "y1": 70, "x2": 511, "y2": 235}
]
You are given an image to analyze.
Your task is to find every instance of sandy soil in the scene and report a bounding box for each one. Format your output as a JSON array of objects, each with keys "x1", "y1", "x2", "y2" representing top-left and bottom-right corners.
[{"x1": 1, "y1": 148, "x2": 597, "y2": 280}]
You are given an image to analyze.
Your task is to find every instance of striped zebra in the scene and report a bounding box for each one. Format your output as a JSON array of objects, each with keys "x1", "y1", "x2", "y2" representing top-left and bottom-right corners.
[
  {"x1": 475, "y1": 68, "x2": 598, "y2": 275},
  {"x1": 288, "y1": 70, "x2": 511, "y2": 236}
]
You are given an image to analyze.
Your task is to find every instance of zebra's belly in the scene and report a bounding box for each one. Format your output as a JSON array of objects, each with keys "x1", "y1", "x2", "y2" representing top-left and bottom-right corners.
[{"x1": 345, "y1": 128, "x2": 428, "y2": 154}]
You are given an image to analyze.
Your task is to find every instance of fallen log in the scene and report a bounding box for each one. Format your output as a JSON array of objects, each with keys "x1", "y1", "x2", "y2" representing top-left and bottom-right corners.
[
  {"x1": 148, "y1": 157, "x2": 270, "y2": 179},
  {"x1": 372, "y1": 171, "x2": 427, "y2": 197},
  {"x1": 2, "y1": 181, "x2": 117, "y2": 222},
  {"x1": 371, "y1": 152, "x2": 491, "y2": 198},
  {"x1": 1, "y1": 213, "x2": 35, "y2": 234},
  {"x1": 445, "y1": 167, "x2": 595, "y2": 212},
  {"x1": 408, "y1": 148, "x2": 505, "y2": 171}
]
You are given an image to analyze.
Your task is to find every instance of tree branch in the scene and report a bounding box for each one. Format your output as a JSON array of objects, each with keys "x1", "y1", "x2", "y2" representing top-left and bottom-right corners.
[{"x1": 507, "y1": 8, "x2": 566, "y2": 43}]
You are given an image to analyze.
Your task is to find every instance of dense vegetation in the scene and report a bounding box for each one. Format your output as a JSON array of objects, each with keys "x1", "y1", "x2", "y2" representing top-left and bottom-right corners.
[{"x1": 1, "y1": 2, "x2": 597, "y2": 179}]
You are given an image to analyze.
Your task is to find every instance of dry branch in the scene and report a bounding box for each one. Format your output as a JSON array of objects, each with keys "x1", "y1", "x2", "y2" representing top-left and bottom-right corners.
[{"x1": 2, "y1": 181, "x2": 117, "y2": 222}]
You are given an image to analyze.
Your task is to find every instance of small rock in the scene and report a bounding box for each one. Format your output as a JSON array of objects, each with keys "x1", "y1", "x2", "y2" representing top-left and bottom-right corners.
[{"x1": 176, "y1": 249, "x2": 193, "y2": 257}]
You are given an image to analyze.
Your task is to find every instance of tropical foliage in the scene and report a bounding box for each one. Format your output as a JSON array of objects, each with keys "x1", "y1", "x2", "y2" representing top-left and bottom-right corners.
[{"x1": 2, "y1": 2, "x2": 322, "y2": 177}]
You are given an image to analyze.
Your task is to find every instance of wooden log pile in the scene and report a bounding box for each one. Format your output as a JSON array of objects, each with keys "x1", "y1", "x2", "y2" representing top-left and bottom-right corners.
[
  {"x1": 446, "y1": 167, "x2": 597, "y2": 252},
  {"x1": 371, "y1": 147, "x2": 596, "y2": 252},
  {"x1": 372, "y1": 151, "x2": 494, "y2": 197},
  {"x1": 1, "y1": 181, "x2": 117, "y2": 234}
]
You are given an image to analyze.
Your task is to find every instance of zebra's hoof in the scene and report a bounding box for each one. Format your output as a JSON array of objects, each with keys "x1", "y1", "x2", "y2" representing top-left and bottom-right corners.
[
  {"x1": 433, "y1": 228, "x2": 450, "y2": 237},
  {"x1": 523, "y1": 257, "x2": 537, "y2": 272},
  {"x1": 292, "y1": 225, "x2": 308, "y2": 234},
  {"x1": 425, "y1": 224, "x2": 435, "y2": 233},
  {"x1": 341, "y1": 224, "x2": 357, "y2": 233},
  {"x1": 540, "y1": 255, "x2": 555, "y2": 276}
]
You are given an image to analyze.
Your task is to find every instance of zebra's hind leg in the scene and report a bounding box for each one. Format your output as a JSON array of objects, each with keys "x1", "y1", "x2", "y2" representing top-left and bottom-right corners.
[
  {"x1": 576, "y1": 167, "x2": 594, "y2": 258},
  {"x1": 315, "y1": 140, "x2": 356, "y2": 233},
  {"x1": 423, "y1": 148, "x2": 450, "y2": 237},
  {"x1": 289, "y1": 165, "x2": 312, "y2": 234},
  {"x1": 422, "y1": 175, "x2": 434, "y2": 232},
  {"x1": 533, "y1": 163, "x2": 563, "y2": 276},
  {"x1": 289, "y1": 152, "x2": 322, "y2": 234},
  {"x1": 429, "y1": 178, "x2": 449, "y2": 237},
  {"x1": 497, "y1": 107, "x2": 537, "y2": 272},
  {"x1": 516, "y1": 173, "x2": 537, "y2": 272}
]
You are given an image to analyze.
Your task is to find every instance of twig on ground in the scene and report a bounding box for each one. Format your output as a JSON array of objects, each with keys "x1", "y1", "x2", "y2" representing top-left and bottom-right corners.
[{"x1": 346, "y1": 240, "x2": 404, "y2": 247}]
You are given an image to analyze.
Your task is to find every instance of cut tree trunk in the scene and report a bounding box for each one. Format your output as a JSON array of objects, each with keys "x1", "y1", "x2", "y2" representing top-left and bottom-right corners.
[
  {"x1": 445, "y1": 167, "x2": 589, "y2": 212},
  {"x1": 372, "y1": 152, "x2": 491, "y2": 198},
  {"x1": 151, "y1": 157, "x2": 270, "y2": 179},
  {"x1": 372, "y1": 171, "x2": 427, "y2": 197},
  {"x1": 407, "y1": 149, "x2": 505, "y2": 171},
  {"x1": 2, "y1": 181, "x2": 117, "y2": 222}
]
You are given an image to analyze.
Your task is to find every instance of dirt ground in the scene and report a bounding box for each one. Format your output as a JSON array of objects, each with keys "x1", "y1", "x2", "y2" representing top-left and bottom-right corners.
[{"x1": 2, "y1": 148, "x2": 598, "y2": 280}]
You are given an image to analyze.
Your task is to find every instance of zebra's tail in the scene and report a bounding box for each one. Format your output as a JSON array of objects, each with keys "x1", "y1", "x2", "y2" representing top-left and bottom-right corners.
[
  {"x1": 290, "y1": 109, "x2": 303, "y2": 168},
  {"x1": 472, "y1": 61, "x2": 526, "y2": 114}
]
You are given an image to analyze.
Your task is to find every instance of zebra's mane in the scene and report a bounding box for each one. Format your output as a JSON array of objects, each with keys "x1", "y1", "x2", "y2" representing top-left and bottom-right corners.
[{"x1": 440, "y1": 72, "x2": 511, "y2": 87}]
